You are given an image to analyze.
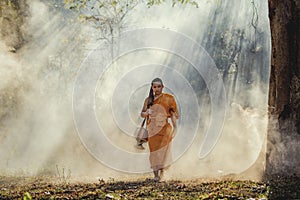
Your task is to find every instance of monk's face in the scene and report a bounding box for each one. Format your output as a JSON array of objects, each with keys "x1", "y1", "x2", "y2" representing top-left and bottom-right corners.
[{"x1": 152, "y1": 82, "x2": 164, "y2": 96}]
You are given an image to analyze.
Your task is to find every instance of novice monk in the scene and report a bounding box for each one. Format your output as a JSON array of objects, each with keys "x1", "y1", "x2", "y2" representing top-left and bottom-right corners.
[{"x1": 141, "y1": 78, "x2": 178, "y2": 181}]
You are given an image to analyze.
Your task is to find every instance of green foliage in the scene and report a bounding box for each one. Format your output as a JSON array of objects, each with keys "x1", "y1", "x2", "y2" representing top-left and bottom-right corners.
[
  {"x1": 65, "y1": 0, "x2": 139, "y2": 41},
  {"x1": 65, "y1": 0, "x2": 199, "y2": 22},
  {"x1": 23, "y1": 192, "x2": 32, "y2": 200},
  {"x1": 64, "y1": 0, "x2": 199, "y2": 42},
  {"x1": 146, "y1": 0, "x2": 198, "y2": 7}
]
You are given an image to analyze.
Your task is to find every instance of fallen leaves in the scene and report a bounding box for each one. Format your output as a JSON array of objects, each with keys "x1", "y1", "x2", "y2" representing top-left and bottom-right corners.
[{"x1": 0, "y1": 175, "x2": 299, "y2": 199}]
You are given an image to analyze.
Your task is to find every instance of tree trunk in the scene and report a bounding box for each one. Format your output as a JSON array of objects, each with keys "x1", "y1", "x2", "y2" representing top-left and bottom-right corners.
[
  {"x1": 266, "y1": 0, "x2": 300, "y2": 176},
  {"x1": 0, "y1": 0, "x2": 29, "y2": 51}
]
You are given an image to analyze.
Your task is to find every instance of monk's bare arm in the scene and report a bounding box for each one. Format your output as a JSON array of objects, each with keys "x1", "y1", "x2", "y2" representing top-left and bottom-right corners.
[
  {"x1": 141, "y1": 98, "x2": 150, "y2": 118},
  {"x1": 170, "y1": 96, "x2": 178, "y2": 137},
  {"x1": 170, "y1": 110, "x2": 177, "y2": 128}
]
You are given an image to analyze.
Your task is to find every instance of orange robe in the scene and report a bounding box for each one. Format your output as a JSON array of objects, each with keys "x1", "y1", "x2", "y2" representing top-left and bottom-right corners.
[{"x1": 142, "y1": 93, "x2": 179, "y2": 171}]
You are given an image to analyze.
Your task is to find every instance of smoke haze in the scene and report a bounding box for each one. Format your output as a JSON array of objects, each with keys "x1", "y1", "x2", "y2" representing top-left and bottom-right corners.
[{"x1": 0, "y1": 0, "x2": 273, "y2": 181}]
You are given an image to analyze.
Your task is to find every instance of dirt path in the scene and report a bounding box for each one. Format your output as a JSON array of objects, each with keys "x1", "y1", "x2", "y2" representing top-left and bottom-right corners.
[{"x1": 0, "y1": 175, "x2": 299, "y2": 199}]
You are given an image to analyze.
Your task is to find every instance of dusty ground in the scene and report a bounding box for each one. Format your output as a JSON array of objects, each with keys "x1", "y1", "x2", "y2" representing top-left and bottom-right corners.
[{"x1": 0, "y1": 175, "x2": 299, "y2": 199}]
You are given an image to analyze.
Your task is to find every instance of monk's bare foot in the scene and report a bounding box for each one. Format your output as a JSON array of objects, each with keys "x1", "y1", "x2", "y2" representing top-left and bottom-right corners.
[
  {"x1": 159, "y1": 169, "x2": 164, "y2": 180},
  {"x1": 153, "y1": 170, "x2": 160, "y2": 182},
  {"x1": 153, "y1": 176, "x2": 160, "y2": 182}
]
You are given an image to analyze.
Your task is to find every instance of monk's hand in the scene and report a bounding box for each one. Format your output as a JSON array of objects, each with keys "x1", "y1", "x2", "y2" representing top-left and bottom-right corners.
[
  {"x1": 142, "y1": 109, "x2": 152, "y2": 118},
  {"x1": 146, "y1": 109, "x2": 152, "y2": 117}
]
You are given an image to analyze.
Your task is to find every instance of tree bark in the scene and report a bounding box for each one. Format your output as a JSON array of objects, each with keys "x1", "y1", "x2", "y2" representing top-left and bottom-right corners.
[
  {"x1": 266, "y1": 0, "x2": 300, "y2": 176},
  {"x1": 0, "y1": 0, "x2": 29, "y2": 51}
]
